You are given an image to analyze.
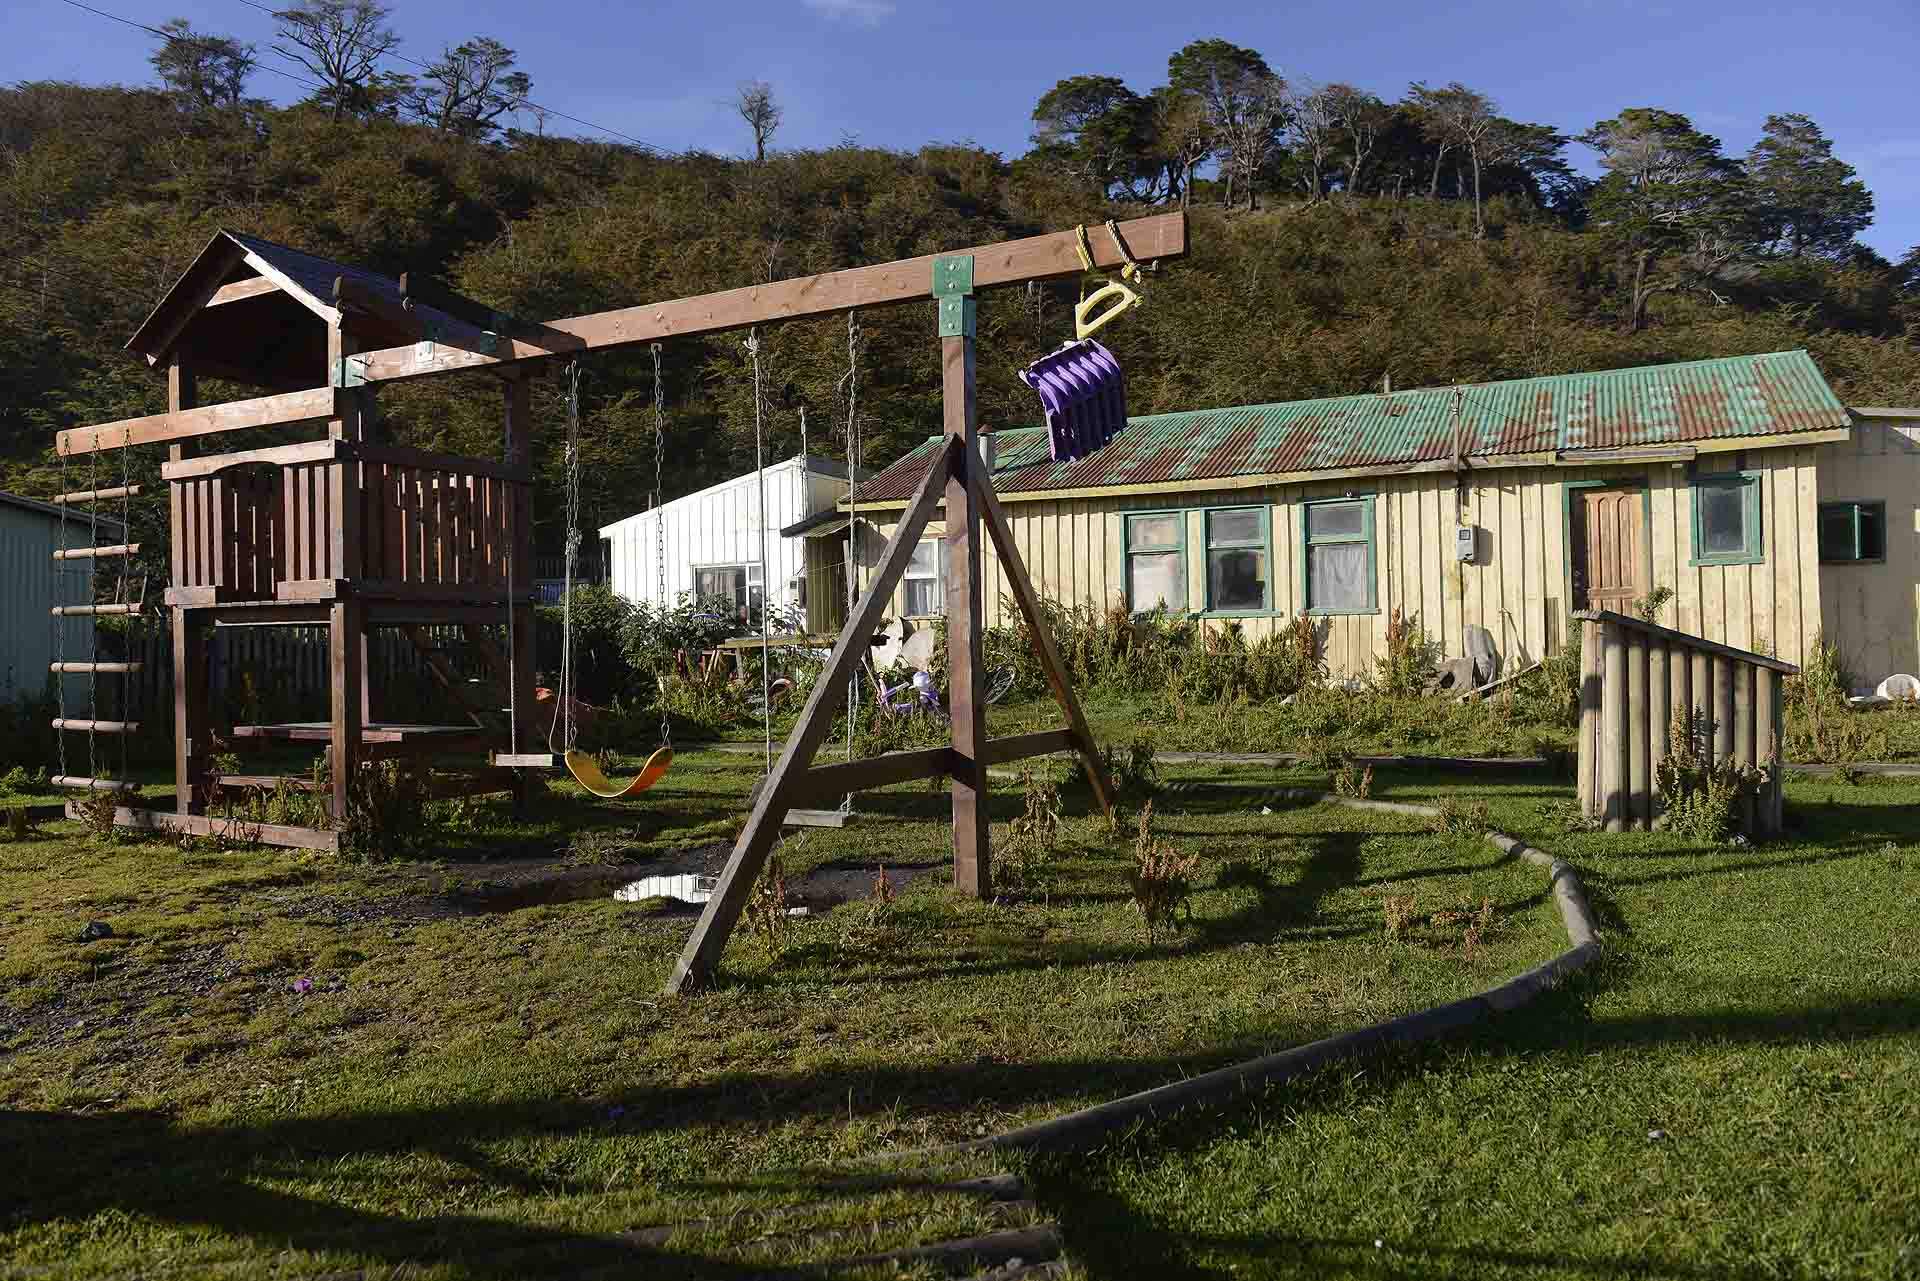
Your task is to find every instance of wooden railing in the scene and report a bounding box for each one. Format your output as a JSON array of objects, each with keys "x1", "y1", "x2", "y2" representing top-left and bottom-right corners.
[
  {"x1": 165, "y1": 439, "x2": 527, "y2": 603},
  {"x1": 1575, "y1": 610, "x2": 1795, "y2": 836}
]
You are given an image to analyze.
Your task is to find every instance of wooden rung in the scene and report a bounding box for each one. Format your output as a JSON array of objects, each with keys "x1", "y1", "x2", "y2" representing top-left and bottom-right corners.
[
  {"x1": 214, "y1": 774, "x2": 322, "y2": 791},
  {"x1": 784, "y1": 808, "x2": 854, "y2": 829},
  {"x1": 52, "y1": 718, "x2": 141, "y2": 733},
  {"x1": 491, "y1": 752, "x2": 557, "y2": 768},
  {"x1": 50, "y1": 661, "x2": 143, "y2": 674},
  {"x1": 53, "y1": 543, "x2": 140, "y2": 560},
  {"x1": 51, "y1": 776, "x2": 140, "y2": 792},
  {"x1": 50, "y1": 604, "x2": 142, "y2": 617},
  {"x1": 54, "y1": 485, "x2": 142, "y2": 504}
]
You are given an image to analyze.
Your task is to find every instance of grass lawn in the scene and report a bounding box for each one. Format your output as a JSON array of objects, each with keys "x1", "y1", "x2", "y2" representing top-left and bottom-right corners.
[{"x1": 2, "y1": 749, "x2": 1916, "y2": 1278}]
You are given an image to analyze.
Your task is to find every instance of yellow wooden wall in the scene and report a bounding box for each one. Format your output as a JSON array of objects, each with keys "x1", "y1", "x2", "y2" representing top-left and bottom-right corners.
[
  {"x1": 1816, "y1": 418, "x2": 1920, "y2": 682},
  {"x1": 860, "y1": 448, "x2": 1826, "y2": 678}
]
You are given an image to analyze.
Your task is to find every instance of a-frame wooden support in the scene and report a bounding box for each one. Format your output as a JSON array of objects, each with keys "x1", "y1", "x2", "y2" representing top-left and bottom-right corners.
[{"x1": 666, "y1": 443, "x2": 1114, "y2": 994}]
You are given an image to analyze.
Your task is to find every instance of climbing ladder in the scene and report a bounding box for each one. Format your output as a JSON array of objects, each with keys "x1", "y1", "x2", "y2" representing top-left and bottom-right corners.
[{"x1": 48, "y1": 429, "x2": 148, "y2": 798}]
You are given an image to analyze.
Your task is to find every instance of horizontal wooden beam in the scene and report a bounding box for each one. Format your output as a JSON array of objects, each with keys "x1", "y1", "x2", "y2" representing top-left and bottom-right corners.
[
  {"x1": 162, "y1": 438, "x2": 336, "y2": 480},
  {"x1": 352, "y1": 441, "x2": 530, "y2": 483},
  {"x1": 54, "y1": 485, "x2": 142, "y2": 505},
  {"x1": 980, "y1": 728, "x2": 1077, "y2": 766},
  {"x1": 51, "y1": 603, "x2": 141, "y2": 617},
  {"x1": 491, "y1": 752, "x2": 557, "y2": 768},
  {"x1": 67, "y1": 802, "x2": 340, "y2": 851},
  {"x1": 1571, "y1": 609, "x2": 1801, "y2": 673},
  {"x1": 59, "y1": 386, "x2": 337, "y2": 456},
  {"x1": 353, "y1": 212, "x2": 1189, "y2": 385},
  {"x1": 52, "y1": 543, "x2": 139, "y2": 560},
  {"x1": 214, "y1": 774, "x2": 323, "y2": 790},
  {"x1": 52, "y1": 718, "x2": 141, "y2": 733},
  {"x1": 206, "y1": 276, "x2": 281, "y2": 307},
  {"x1": 789, "y1": 746, "x2": 954, "y2": 804},
  {"x1": 51, "y1": 776, "x2": 139, "y2": 792},
  {"x1": 50, "y1": 661, "x2": 142, "y2": 674}
]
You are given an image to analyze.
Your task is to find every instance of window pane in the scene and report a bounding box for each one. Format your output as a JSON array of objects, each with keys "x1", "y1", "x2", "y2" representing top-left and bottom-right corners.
[
  {"x1": 1209, "y1": 509, "x2": 1262, "y2": 546},
  {"x1": 1209, "y1": 548, "x2": 1267, "y2": 610},
  {"x1": 1308, "y1": 542, "x2": 1369, "y2": 611},
  {"x1": 1128, "y1": 513, "x2": 1180, "y2": 550},
  {"x1": 1307, "y1": 502, "x2": 1364, "y2": 540},
  {"x1": 1819, "y1": 504, "x2": 1855, "y2": 561},
  {"x1": 903, "y1": 578, "x2": 941, "y2": 616},
  {"x1": 1699, "y1": 482, "x2": 1748, "y2": 556},
  {"x1": 1860, "y1": 503, "x2": 1886, "y2": 560},
  {"x1": 747, "y1": 562, "x2": 764, "y2": 584},
  {"x1": 1129, "y1": 552, "x2": 1182, "y2": 612},
  {"x1": 907, "y1": 540, "x2": 937, "y2": 575}
]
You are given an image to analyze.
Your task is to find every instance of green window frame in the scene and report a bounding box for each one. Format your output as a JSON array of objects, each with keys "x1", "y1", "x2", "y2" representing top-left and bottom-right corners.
[
  {"x1": 1819, "y1": 500, "x2": 1886, "y2": 564},
  {"x1": 1690, "y1": 471, "x2": 1764, "y2": 566},
  {"x1": 1202, "y1": 506, "x2": 1273, "y2": 614},
  {"x1": 1124, "y1": 510, "x2": 1187, "y2": 613},
  {"x1": 1300, "y1": 496, "x2": 1377, "y2": 615}
]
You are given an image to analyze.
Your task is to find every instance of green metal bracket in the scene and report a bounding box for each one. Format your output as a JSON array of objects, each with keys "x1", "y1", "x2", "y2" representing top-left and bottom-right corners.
[
  {"x1": 478, "y1": 331, "x2": 500, "y2": 355},
  {"x1": 332, "y1": 355, "x2": 368, "y2": 388},
  {"x1": 931, "y1": 254, "x2": 975, "y2": 298},
  {"x1": 937, "y1": 296, "x2": 976, "y2": 338}
]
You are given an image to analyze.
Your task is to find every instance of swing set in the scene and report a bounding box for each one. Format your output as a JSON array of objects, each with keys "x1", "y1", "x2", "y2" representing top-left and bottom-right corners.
[{"x1": 51, "y1": 213, "x2": 1187, "y2": 992}]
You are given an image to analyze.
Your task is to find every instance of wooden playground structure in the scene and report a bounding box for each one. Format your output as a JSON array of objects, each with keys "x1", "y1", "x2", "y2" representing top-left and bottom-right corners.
[{"x1": 53, "y1": 214, "x2": 1190, "y2": 992}]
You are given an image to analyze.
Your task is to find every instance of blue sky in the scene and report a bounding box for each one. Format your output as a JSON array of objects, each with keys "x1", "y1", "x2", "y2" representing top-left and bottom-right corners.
[{"x1": 11, "y1": 0, "x2": 1918, "y2": 259}]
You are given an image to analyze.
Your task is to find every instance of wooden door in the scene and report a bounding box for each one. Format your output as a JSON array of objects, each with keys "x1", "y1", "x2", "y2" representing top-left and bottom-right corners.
[{"x1": 1573, "y1": 487, "x2": 1644, "y2": 613}]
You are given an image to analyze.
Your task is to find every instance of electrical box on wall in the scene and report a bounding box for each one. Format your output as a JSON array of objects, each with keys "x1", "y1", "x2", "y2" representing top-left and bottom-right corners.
[{"x1": 1454, "y1": 525, "x2": 1476, "y2": 562}]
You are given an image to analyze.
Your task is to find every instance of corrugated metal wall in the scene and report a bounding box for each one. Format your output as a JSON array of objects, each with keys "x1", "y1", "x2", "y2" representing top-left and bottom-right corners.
[
  {"x1": 1, "y1": 501, "x2": 96, "y2": 712},
  {"x1": 863, "y1": 449, "x2": 1825, "y2": 678}
]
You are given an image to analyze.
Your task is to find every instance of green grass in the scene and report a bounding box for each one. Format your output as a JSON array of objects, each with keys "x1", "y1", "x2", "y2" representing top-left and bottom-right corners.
[{"x1": 2, "y1": 752, "x2": 1916, "y2": 1277}]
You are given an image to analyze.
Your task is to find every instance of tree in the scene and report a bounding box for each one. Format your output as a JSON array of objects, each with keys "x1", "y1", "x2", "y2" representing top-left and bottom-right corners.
[
  {"x1": 1898, "y1": 245, "x2": 1920, "y2": 297},
  {"x1": 1149, "y1": 84, "x2": 1212, "y2": 206},
  {"x1": 1322, "y1": 84, "x2": 1388, "y2": 196},
  {"x1": 272, "y1": 0, "x2": 401, "y2": 122},
  {"x1": 151, "y1": 19, "x2": 255, "y2": 111},
  {"x1": 1167, "y1": 39, "x2": 1288, "y2": 211},
  {"x1": 1582, "y1": 107, "x2": 1753, "y2": 330},
  {"x1": 1030, "y1": 75, "x2": 1158, "y2": 199},
  {"x1": 1746, "y1": 113, "x2": 1874, "y2": 260},
  {"x1": 409, "y1": 38, "x2": 530, "y2": 138},
  {"x1": 1408, "y1": 82, "x2": 1503, "y2": 236},
  {"x1": 737, "y1": 81, "x2": 782, "y2": 164},
  {"x1": 1286, "y1": 79, "x2": 1340, "y2": 200}
]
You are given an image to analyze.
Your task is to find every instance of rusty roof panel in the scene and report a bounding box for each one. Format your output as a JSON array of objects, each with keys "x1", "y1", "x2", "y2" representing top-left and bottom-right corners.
[{"x1": 851, "y1": 350, "x2": 1848, "y2": 503}]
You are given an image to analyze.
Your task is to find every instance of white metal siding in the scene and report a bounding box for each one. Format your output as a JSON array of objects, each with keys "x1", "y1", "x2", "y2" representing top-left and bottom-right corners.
[{"x1": 601, "y1": 457, "x2": 840, "y2": 611}]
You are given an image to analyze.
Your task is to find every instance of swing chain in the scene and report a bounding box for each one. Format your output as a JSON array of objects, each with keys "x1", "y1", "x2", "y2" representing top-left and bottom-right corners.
[
  {"x1": 746, "y1": 328, "x2": 772, "y2": 775},
  {"x1": 652, "y1": 341, "x2": 670, "y2": 750},
  {"x1": 552, "y1": 358, "x2": 584, "y2": 753}
]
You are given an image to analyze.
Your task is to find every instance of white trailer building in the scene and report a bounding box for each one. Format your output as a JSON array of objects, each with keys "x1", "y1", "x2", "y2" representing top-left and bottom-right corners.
[{"x1": 599, "y1": 455, "x2": 860, "y2": 627}]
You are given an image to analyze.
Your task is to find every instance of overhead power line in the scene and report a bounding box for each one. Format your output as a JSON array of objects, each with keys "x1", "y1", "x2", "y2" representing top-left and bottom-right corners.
[
  {"x1": 58, "y1": 0, "x2": 329, "y2": 96},
  {"x1": 230, "y1": 0, "x2": 667, "y2": 153}
]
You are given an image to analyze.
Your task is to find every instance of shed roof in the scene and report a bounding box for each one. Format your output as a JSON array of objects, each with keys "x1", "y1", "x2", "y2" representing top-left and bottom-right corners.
[
  {"x1": 0, "y1": 488, "x2": 126, "y2": 535},
  {"x1": 851, "y1": 349, "x2": 1851, "y2": 504},
  {"x1": 126, "y1": 229, "x2": 495, "y2": 391}
]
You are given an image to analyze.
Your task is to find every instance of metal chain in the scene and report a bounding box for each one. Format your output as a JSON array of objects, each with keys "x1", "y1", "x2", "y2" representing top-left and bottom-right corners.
[
  {"x1": 549, "y1": 359, "x2": 583, "y2": 753},
  {"x1": 651, "y1": 341, "x2": 670, "y2": 750},
  {"x1": 54, "y1": 445, "x2": 67, "y2": 784},
  {"x1": 747, "y1": 328, "x2": 772, "y2": 775}
]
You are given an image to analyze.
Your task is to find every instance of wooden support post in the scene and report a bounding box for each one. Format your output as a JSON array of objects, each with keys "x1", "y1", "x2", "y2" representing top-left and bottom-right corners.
[
  {"x1": 1712, "y1": 655, "x2": 1734, "y2": 769},
  {"x1": 1578, "y1": 618, "x2": 1602, "y2": 817},
  {"x1": 1669, "y1": 641, "x2": 1690, "y2": 764},
  {"x1": 502, "y1": 378, "x2": 536, "y2": 810},
  {"x1": 1733, "y1": 660, "x2": 1756, "y2": 835},
  {"x1": 1765, "y1": 665, "x2": 1785, "y2": 832},
  {"x1": 329, "y1": 599, "x2": 364, "y2": 823},
  {"x1": 1648, "y1": 641, "x2": 1670, "y2": 823},
  {"x1": 940, "y1": 303, "x2": 990, "y2": 899},
  {"x1": 1626, "y1": 627, "x2": 1648, "y2": 830},
  {"x1": 1600, "y1": 620, "x2": 1627, "y2": 832},
  {"x1": 173, "y1": 608, "x2": 209, "y2": 814},
  {"x1": 1690, "y1": 648, "x2": 1711, "y2": 757},
  {"x1": 666, "y1": 439, "x2": 957, "y2": 995}
]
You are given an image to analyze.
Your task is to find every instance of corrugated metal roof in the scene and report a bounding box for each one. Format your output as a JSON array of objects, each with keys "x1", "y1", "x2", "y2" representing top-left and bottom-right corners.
[
  {"x1": 0, "y1": 488, "x2": 125, "y2": 534},
  {"x1": 853, "y1": 350, "x2": 1850, "y2": 503}
]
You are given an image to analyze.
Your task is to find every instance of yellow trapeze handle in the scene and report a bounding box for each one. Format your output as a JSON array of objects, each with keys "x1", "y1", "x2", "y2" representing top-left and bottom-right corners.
[
  {"x1": 1074, "y1": 280, "x2": 1141, "y2": 340},
  {"x1": 565, "y1": 746, "x2": 673, "y2": 799}
]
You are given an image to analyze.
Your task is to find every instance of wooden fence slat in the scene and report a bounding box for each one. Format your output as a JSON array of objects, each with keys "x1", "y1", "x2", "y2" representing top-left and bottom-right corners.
[
  {"x1": 1601, "y1": 621, "x2": 1627, "y2": 833},
  {"x1": 1627, "y1": 627, "x2": 1649, "y2": 829},
  {"x1": 1648, "y1": 640, "x2": 1669, "y2": 823}
]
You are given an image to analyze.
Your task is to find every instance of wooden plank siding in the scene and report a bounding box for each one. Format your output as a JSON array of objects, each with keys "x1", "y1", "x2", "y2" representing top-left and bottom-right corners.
[
  {"x1": 1815, "y1": 416, "x2": 1920, "y2": 681},
  {"x1": 860, "y1": 450, "x2": 1827, "y2": 677}
]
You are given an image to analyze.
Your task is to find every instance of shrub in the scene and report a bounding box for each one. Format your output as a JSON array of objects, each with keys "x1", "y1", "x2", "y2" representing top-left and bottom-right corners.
[
  {"x1": 1430, "y1": 795, "x2": 1491, "y2": 834},
  {"x1": 1127, "y1": 802, "x2": 1199, "y2": 945},
  {"x1": 1001, "y1": 763, "x2": 1063, "y2": 900},
  {"x1": 1100, "y1": 733, "x2": 1159, "y2": 801},
  {"x1": 1331, "y1": 756, "x2": 1374, "y2": 798},
  {"x1": 1514, "y1": 624, "x2": 1584, "y2": 729},
  {"x1": 745, "y1": 854, "x2": 791, "y2": 958},
  {"x1": 1656, "y1": 707, "x2": 1769, "y2": 842},
  {"x1": 1632, "y1": 585, "x2": 1675, "y2": 624},
  {"x1": 1372, "y1": 608, "x2": 1439, "y2": 697},
  {"x1": 338, "y1": 761, "x2": 434, "y2": 860}
]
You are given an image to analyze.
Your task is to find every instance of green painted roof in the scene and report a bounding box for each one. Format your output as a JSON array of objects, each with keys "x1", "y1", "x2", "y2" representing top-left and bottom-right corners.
[{"x1": 854, "y1": 349, "x2": 1849, "y2": 502}]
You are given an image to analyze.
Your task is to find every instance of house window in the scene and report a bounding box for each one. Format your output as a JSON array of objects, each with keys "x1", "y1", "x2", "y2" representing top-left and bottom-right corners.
[
  {"x1": 903, "y1": 539, "x2": 943, "y2": 617},
  {"x1": 1691, "y1": 472, "x2": 1763, "y2": 565},
  {"x1": 1125, "y1": 511, "x2": 1185, "y2": 612},
  {"x1": 1819, "y1": 501, "x2": 1886, "y2": 563},
  {"x1": 693, "y1": 562, "x2": 763, "y2": 618},
  {"x1": 1205, "y1": 507, "x2": 1270, "y2": 612},
  {"x1": 1303, "y1": 498, "x2": 1374, "y2": 614}
]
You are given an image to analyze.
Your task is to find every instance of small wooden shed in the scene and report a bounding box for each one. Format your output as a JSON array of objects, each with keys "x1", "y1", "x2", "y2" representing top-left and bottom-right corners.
[{"x1": 1575, "y1": 609, "x2": 1794, "y2": 836}]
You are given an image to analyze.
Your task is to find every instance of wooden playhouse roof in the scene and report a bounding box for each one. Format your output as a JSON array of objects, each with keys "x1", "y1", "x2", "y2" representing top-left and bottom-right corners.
[{"x1": 125, "y1": 230, "x2": 499, "y2": 390}]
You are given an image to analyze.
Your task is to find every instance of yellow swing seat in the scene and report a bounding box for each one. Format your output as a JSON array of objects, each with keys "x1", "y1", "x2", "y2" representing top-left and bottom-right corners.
[{"x1": 564, "y1": 746, "x2": 673, "y2": 799}]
